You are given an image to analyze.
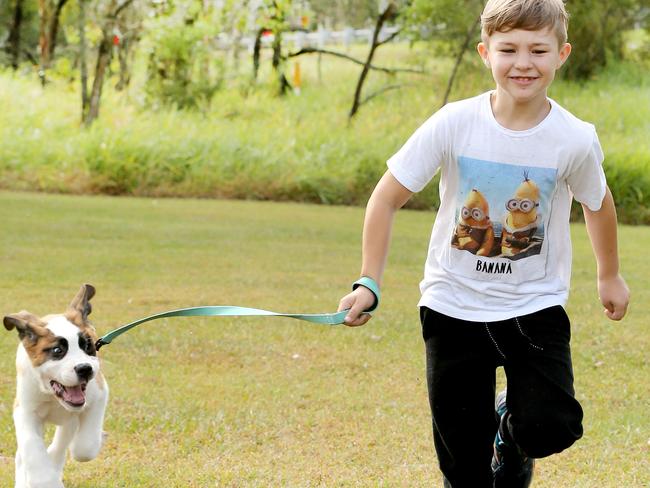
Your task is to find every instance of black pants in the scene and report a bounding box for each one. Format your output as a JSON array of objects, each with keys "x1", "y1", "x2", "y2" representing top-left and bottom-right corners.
[{"x1": 421, "y1": 305, "x2": 584, "y2": 488}]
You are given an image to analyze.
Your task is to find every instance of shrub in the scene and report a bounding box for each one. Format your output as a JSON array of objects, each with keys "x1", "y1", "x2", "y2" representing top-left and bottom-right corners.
[{"x1": 143, "y1": 10, "x2": 224, "y2": 109}]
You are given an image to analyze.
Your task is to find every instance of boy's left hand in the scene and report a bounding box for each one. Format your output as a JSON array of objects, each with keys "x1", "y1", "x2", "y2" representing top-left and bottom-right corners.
[{"x1": 598, "y1": 273, "x2": 630, "y2": 321}]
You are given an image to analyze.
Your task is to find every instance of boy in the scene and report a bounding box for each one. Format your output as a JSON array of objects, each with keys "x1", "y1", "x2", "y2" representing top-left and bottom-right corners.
[{"x1": 338, "y1": 0, "x2": 630, "y2": 487}]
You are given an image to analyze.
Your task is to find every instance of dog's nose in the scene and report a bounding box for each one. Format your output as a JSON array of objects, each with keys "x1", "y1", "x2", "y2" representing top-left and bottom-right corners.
[{"x1": 74, "y1": 363, "x2": 94, "y2": 381}]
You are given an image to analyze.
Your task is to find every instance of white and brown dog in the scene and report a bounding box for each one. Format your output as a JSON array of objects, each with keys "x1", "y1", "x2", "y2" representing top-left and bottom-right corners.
[{"x1": 4, "y1": 284, "x2": 108, "y2": 488}]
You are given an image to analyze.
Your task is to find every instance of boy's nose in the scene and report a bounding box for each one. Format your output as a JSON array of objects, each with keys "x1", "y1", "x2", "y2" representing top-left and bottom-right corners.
[{"x1": 514, "y1": 53, "x2": 533, "y2": 69}]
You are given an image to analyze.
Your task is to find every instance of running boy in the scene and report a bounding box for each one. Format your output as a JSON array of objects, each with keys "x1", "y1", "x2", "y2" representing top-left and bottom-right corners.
[{"x1": 338, "y1": 0, "x2": 630, "y2": 487}]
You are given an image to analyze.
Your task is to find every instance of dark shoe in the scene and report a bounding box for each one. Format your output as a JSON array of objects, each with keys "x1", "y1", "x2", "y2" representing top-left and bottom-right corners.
[{"x1": 492, "y1": 389, "x2": 535, "y2": 488}]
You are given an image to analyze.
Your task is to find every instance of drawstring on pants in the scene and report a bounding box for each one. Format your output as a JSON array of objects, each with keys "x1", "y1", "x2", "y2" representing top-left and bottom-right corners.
[
  {"x1": 514, "y1": 316, "x2": 544, "y2": 351},
  {"x1": 484, "y1": 322, "x2": 507, "y2": 359},
  {"x1": 484, "y1": 317, "x2": 544, "y2": 359}
]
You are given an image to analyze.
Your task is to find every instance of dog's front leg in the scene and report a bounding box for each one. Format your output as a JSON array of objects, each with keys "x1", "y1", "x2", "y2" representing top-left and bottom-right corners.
[
  {"x1": 14, "y1": 407, "x2": 64, "y2": 488},
  {"x1": 15, "y1": 450, "x2": 26, "y2": 488},
  {"x1": 70, "y1": 387, "x2": 108, "y2": 462},
  {"x1": 47, "y1": 418, "x2": 80, "y2": 474}
]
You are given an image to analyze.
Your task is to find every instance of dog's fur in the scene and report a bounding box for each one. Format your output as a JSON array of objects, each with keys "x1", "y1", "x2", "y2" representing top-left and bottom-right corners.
[{"x1": 4, "y1": 284, "x2": 108, "y2": 488}]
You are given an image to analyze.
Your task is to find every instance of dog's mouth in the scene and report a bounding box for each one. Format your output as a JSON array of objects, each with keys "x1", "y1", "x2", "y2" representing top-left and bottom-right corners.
[{"x1": 50, "y1": 380, "x2": 87, "y2": 407}]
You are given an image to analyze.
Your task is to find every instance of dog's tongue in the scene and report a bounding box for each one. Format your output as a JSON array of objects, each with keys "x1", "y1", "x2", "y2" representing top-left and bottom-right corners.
[{"x1": 63, "y1": 385, "x2": 85, "y2": 406}]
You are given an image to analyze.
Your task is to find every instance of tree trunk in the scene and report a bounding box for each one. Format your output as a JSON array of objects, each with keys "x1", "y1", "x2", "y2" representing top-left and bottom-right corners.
[
  {"x1": 79, "y1": 0, "x2": 89, "y2": 122},
  {"x1": 115, "y1": 36, "x2": 131, "y2": 91},
  {"x1": 441, "y1": 14, "x2": 481, "y2": 108},
  {"x1": 252, "y1": 27, "x2": 264, "y2": 81},
  {"x1": 38, "y1": 0, "x2": 51, "y2": 85},
  {"x1": 83, "y1": 0, "x2": 135, "y2": 126},
  {"x1": 271, "y1": 30, "x2": 291, "y2": 95},
  {"x1": 36, "y1": 0, "x2": 68, "y2": 84},
  {"x1": 349, "y1": 3, "x2": 396, "y2": 119},
  {"x1": 6, "y1": 0, "x2": 25, "y2": 70},
  {"x1": 47, "y1": 0, "x2": 69, "y2": 60},
  {"x1": 85, "y1": 33, "x2": 112, "y2": 126}
]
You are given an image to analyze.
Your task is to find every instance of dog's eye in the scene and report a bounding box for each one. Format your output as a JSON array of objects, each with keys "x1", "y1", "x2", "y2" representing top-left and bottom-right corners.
[
  {"x1": 85, "y1": 342, "x2": 96, "y2": 356},
  {"x1": 48, "y1": 338, "x2": 68, "y2": 360},
  {"x1": 79, "y1": 334, "x2": 97, "y2": 356},
  {"x1": 51, "y1": 346, "x2": 65, "y2": 358}
]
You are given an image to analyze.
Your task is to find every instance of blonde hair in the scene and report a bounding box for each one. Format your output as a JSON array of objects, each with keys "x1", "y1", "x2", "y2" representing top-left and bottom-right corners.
[{"x1": 481, "y1": 0, "x2": 569, "y2": 45}]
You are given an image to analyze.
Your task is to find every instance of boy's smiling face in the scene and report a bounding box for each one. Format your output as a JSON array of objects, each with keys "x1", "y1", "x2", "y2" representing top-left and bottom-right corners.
[{"x1": 477, "y1": 27, "x2": 571, "y2": 108}]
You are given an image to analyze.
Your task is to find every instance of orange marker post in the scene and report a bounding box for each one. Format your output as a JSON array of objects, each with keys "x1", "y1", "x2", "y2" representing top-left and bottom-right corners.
[{"x1": 293, "y1": 61, "x2": 302, "y2": 95}]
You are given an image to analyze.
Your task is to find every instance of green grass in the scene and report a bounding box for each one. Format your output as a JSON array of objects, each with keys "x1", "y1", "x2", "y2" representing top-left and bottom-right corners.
[
  {"x1": 1, "y1": 43, "x2": 649, "y2": 222},
  {"x1": 0, "y1": 191, "x2": 648, "y2": 486}
]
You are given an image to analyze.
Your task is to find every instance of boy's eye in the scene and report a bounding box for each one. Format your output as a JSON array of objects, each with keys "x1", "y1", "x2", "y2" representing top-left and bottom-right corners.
[
  {"x1": 500, "y1": 49, "x2": 515, "y2": 53},
  {"x1": 532, "y1": 50, "x2": 548, "y2": 54}
]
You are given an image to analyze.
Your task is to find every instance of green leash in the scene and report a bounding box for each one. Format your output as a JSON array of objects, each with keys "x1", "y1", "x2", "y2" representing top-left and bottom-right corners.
[
  {"x1": 95, "y1": 277, "x2": 381, "y2": 350},
  {"x1": 95, "y1": 306, "x2": 348, "y2": 350}
]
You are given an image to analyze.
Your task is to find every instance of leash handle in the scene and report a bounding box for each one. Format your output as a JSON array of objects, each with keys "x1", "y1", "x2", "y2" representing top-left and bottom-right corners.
[
  {"x1": 352, "y1": 276, "x2": 381, "y2": 312},
  {"x1": 95, "y1": 306, "x2": 351, "y2": 350}
]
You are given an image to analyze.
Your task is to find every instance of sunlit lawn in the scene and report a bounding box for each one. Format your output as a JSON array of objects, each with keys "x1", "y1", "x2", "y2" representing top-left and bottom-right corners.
[{"x1": 0, "y1": 191, "x2": 648, "y2": 486}]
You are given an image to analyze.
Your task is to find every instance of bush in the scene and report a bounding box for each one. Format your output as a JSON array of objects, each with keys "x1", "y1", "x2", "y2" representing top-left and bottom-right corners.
[
  {"x1": 604, "y1": 153, "x2": 650, "y2": 225},
  {"x1": 563, "y1": 0, "x2": 646, "y2": 80},
  {"x1": 143, "y1": 11, "x2": 224, "y2": 109}
]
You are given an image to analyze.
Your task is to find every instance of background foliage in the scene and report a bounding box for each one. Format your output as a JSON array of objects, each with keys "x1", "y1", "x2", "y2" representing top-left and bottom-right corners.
[
  {"x1": 143, "y1": 4, "x2": 225, "y2": 108},
  {"x1": 0, "y1": 0, "x2": 648, "y2": 223}
]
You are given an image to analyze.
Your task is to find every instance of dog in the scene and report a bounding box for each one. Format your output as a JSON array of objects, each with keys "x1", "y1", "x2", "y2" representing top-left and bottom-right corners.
[{"x1": 4, "y1": 284, "x2": 108, "y2": 488}]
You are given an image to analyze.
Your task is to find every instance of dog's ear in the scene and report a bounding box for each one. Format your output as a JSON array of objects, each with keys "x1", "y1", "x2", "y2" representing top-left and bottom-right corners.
[
  {"x1": 4, "y1": 311, "x2": 47, "y2": 344},
  {"x1": 68, "y1": 284, "x2": 96, "y2": 323}
]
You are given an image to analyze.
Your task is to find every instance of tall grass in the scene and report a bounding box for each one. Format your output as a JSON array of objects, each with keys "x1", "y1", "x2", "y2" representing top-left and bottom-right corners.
[{"x1": 1, "y1": 43, "x2": 648, "y2": 221}]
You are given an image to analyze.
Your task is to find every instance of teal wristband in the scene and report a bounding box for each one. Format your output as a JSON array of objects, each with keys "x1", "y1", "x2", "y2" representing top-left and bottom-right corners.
[{"x1": 352, "y1": 276, "x2": 381, "y2": 313}]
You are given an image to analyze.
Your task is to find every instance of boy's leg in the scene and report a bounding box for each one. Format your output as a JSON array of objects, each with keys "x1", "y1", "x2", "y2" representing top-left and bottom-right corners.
[
  {"x1": 492, "y1": 388, "x2": 535, "y2": 487},
  {"x1": 501, "y1": 305, "x2": 584, "y2": 459},
  {"x1": 421, "y1": 307, "x2": 500, "y2": 488}
]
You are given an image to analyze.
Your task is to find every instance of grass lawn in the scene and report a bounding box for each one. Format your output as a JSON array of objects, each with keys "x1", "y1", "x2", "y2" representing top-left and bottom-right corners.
[{"x1": 0, "y1": 191, "x2": 647, "y2": 487}]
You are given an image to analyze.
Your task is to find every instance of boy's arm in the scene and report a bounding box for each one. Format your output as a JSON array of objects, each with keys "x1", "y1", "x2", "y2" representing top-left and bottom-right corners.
[
  {"x1": 338, "y1": 170, "x2": 413, "y2": 326},
  {"x1": 582, "y1": 186, "x2": 630, "y2": 321}
]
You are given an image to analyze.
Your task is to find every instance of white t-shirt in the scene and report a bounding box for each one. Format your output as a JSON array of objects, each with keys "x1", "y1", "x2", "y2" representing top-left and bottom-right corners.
[{"x1": 387, "y1": 91, "x2": 606, "y2": 322}]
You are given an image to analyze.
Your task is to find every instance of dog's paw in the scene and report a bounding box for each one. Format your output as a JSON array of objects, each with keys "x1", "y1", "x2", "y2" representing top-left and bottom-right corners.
[
  {"x1": 28, "y1": 482, "x2": 64, "y2": 488},
  {"x1": 25, "y1": 475, "x2": 64, "y2": 488}
]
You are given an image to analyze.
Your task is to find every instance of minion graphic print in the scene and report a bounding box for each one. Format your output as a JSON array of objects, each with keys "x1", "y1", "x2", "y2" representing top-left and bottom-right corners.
[{"x1": 446, "y1": 156, "x2": 557, "y2": 284}]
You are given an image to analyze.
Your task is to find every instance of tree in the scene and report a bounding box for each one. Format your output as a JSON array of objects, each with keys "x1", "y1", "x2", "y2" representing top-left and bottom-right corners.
[
  {"x1": 405, "y1": 0, "x2": 484, "y2": 106},
  {"x1": 37, "y1": 0, "x2": 71, "y2": 84},
  {"x1": 5, "y1": 0, "x2": 25, "y2": 69},
  {"x1": 213, "y1": 0, "x2": 253, "y2": 74},
  {"x1": 83, "y1": 0, "x2": 135, "y2": 126},
  {"x1": 114, "y1": 1, "x2": 144, "y2": 90},
  {"x1": 349, "y1": 1, "x2": 401, "y2": 118},
  {"x1": 563, "y1": 0, "x2": 649, "y2": 79},
  {"x1": 142, "y1": 1, "x2": 225, "y2": 109},
  {"x1": 251, "y1": 0, "x2": 294, "y2": 94},
  {"x1": 407, "y1": 0, "x2": 648, "y2": 83},
  {"x1": 79, "y1": 0, "x2": 89, "y2": 121},
  {"x1": 310, "y1": 0, "x2": 380, "y2": 29},
  {"x1": 1, "y1": 0, "x2": 40, "y2": 68}
]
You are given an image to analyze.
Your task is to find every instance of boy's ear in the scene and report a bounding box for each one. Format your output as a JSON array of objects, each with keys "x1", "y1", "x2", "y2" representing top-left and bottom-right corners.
[
  {"x1": 477, "y1": 42, "x2": 490, "y2": 67},
  {"x1": 557, "y1": 42, "x2": 572, "y2": 67}
]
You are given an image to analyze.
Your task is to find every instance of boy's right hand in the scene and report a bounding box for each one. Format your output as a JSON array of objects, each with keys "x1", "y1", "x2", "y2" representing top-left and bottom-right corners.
[
  {"x1": 598, "y1": 273, "x2": 630, "y2": 321},
  {"x1": 338, "y1": 286, "x2": 376, "y2": 327}
]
